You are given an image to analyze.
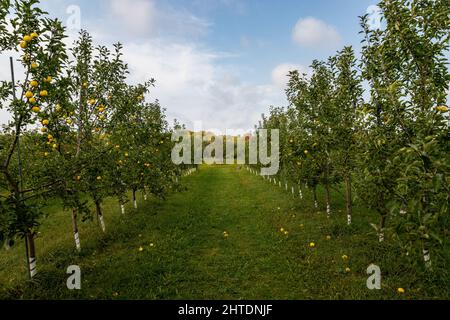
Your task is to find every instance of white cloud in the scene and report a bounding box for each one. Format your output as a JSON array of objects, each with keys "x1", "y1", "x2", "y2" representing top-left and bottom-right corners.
[
  {"x1": 272, "y1": 63, "x2": 310, "y2": 88},
  {"x1": 121, "y1": 40, "x2": 284, "y2": 132},
  {"x1": 0, "y1": 37, "x2": 283, "y2": 131},
  {"x1": 0, "y1": 49, "x2": 27, "y2": 125},
  {"x1": 0, "y1": 0, "x2": 285, "y2": 131},
  {"x1": 110, "y1": 0, "x2": 156, "y2": 34},
  {"x1": 106, "y1": 0, "x2": 211, "y2": 39},
  {"x1": 292, "y1": 17, "x2": 341, "y2": 49}
]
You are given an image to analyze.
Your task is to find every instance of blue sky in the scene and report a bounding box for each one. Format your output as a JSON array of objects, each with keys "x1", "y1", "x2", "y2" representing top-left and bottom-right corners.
[
  {"x1": 196, "y1": 0, "x2": 375, "y2": 83},
  {"x1": 1, "y1": 0, "x2": 380, "y2": 132}
]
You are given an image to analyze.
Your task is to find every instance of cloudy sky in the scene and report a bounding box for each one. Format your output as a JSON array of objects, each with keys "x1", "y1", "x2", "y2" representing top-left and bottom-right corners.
[{"x1": 1, "y1": 0, "x2": 378, "y2": 132}]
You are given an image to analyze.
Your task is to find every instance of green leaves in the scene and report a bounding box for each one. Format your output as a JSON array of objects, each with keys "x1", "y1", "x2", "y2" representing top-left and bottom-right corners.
[
  {"x1": 258, "y1": 0, "x2": 449, "y2": 269},
  {"x1": 0, "y1": 0, "x2": 178, "y2": 254}
]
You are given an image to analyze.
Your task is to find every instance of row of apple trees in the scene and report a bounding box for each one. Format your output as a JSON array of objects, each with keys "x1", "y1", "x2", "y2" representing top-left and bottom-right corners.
[
  {"x1": 0, "y1": 0, "x2": 187, "y2": 278},
  {"x1": 253, "y1": 0, "x2": 449, "y2": 271}
]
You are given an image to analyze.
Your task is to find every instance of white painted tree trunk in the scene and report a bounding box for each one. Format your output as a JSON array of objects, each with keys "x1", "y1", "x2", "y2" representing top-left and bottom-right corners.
[
  {"x1": 423, "y1": 248, "x2": 431, "y2": 268},
  {"x1": 134, "y1": 200, "x2": 138, "y2": 209},
  {"x1": 99, "y1": 215, "x2": 106, "y2": 233},
  {"x1": 74, "y1": 232, "x2": 81, "y2": 251},
  {"x1": 29, "y1": 257, "x2": 37, "y2": 278},
  {"x1": 347, "y1": 214, "x2": 352, "y2": 225},
  {"x1": 314, "y1": 200, "x2": 318, "y2": 209},
  {"x1": 379, "y1": 230, "x2": 385, "y2": 242},
  {"x1": 299, "y1": 189, "x2": 303, "y2": 199},
  {"x1": 327, "y1": 203, "x2": 331, "y2": 218},
  {"x1": 121, "y1": 204, "x2": 125, "y2": 215}
]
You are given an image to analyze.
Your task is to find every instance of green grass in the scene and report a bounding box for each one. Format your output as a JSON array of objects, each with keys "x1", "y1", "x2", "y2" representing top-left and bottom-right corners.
[{"x1": 0, "y1": 165, "x2": 448, "y2": 300}]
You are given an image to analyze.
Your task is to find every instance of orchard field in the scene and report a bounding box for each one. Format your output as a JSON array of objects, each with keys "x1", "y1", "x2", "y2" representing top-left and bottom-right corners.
[
  {"x1": 0, "y1": 0, "x2": 449, "y2": 301},
  {"x1": 0, "y1": 165, "x2": 447, "y2": 300}
]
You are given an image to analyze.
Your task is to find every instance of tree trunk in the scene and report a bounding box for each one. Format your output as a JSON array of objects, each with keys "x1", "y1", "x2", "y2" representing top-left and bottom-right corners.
[
  {"x1": 4, "y1": 239, "x2": 11, "y2": 250},
  {"x1": 423, "y1": 243, "x2": 431, "y2": 269},
  {"x1": 27, "y1": 232, "x2": 37, "y2": 278},
  {"x1": 95, "y1": 200, "x2": 106, "y2": 233},
  {"x1": 345, "y1": 174, "x2": 353, "y2": 225},
  {"x1": 119, "y1": 199, "x2": 125, "y2": 215},
  {"x1": 325, "y1": 182, "x2": 331, "y2": 218},
  {"x1": 313, "y1": 186, "x2": 318, "y2": 209},
  {"x1": 133, "y1": 189, "x2": 137, "y2": 209},
  {"x1": 379, "y1": 214, "x2": 387, "y2": 242},
  {"x1": 72, "y1": 209, "x2": 81, "y2": 251}
]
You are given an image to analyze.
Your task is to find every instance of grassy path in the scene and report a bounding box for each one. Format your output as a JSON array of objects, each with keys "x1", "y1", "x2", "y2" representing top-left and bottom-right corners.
[{"x1": 0, "y1": 165, "x2": 446, "y2": 299}]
